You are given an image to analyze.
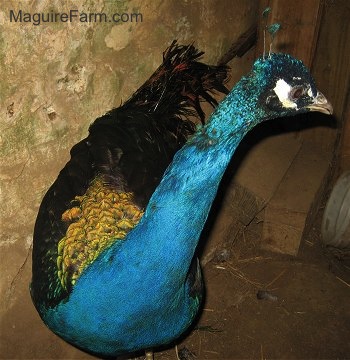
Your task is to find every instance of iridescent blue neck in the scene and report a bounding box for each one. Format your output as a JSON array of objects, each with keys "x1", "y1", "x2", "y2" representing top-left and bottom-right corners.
[{"x1": 124, "y1": 72, "x2": 263, "y2": 274}]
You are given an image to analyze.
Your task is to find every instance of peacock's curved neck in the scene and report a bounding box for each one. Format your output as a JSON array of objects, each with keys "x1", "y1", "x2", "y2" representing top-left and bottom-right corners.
[{"x1": 121, "y1": 77, "x2": 260, "y2": 282}]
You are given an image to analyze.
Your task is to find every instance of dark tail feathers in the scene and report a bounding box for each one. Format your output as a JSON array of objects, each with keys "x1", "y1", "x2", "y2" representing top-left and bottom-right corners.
[{"x1": 123, "y1": 41, "x2": 230, "y2": 123}]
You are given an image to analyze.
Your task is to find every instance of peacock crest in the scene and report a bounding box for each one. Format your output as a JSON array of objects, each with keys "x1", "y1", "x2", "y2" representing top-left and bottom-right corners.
[{"x1": 262, "y1": 7, "x2": 281, "y2": 59}]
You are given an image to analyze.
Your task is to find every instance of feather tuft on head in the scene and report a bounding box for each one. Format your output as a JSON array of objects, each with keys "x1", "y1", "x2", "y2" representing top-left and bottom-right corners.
[{"x1": 262, "y1": 7, "x2": 281, "y2": 59}]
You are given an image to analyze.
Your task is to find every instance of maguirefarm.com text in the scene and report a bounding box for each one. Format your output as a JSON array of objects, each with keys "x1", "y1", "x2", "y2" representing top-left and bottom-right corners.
[{"x1": 9, "y1": 9, "x2": 143, "y2": 26}]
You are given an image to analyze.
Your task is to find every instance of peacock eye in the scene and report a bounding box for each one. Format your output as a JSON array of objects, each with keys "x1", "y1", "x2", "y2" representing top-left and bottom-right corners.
[{"x1": 290, "y1": 86, "x2": 304, "y2": 100}]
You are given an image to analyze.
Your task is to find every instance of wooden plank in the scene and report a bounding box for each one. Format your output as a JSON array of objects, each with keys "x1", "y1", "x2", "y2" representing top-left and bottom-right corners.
[
  {"x1": 311, "y1": 0, "x2": 350, "y2": 120},
  {"x1": 263, "y1": 208, "x2": 306, "y2": 255},
  {"x1": 314, "y1": 0, "x2": 350, "y2": 170},
  {"x1": 303, "y1": 0, "x2": 349, "y2": 153},
  {"x1": 233, "y1": 130, "x2": 302, "y2": 202},
  {"x1": 340, "y1": 92, "x2": 350, "y2": 170},
  {"x1": 263, "y1": 143, "x2": 334, "y2": 255},
  {"x1": 302, "y1": 0, "x2": 350, "y2": 245}
]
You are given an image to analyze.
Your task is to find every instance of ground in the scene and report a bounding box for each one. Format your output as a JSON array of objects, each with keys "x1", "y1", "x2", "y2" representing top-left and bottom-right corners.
[
  {"x1": 157, "y1": 214, "x2": 350, "y2": 360},
  {"x1": 2, "y1": 210, "x2": 349, "y2": 360}
]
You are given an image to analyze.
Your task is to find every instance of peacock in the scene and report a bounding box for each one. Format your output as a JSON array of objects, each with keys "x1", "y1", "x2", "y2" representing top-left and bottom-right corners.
[
  {"x1": 31, "y1": 42, "x2": 332, "y2": 358},
  {"x1": 31, "y1": 41, "x2": 229, "y2": 356}
]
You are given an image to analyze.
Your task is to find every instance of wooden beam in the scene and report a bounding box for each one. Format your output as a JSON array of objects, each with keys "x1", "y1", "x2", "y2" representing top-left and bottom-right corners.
[{"x1": 340, "y1": 91, "x2": 350, "y2": 170}]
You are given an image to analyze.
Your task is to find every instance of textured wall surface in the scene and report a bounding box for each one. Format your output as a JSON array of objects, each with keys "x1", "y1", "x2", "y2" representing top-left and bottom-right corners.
[{"x1": 0, "y1": 0, "x2": 258, "y2": 358}]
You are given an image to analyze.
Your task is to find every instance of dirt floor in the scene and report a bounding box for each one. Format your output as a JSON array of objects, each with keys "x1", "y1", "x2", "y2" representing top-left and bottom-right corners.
[
  {"x1": 153, "y1": 214, "x2": 350, "y2": 360},
  {"x1": 2, "y1": 210, "x2": 350, "y2": 360}
]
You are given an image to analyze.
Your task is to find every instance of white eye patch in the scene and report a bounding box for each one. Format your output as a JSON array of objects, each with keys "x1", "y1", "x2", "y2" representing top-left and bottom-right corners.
[
  {"x1": 307, "y1": 86, "x2": 313, "y2": 97},
  {"x1": 273, "y1": 79, "x2": 298, "y2": 109}
]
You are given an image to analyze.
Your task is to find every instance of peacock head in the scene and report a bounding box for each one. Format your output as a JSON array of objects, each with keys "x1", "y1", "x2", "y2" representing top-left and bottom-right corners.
[{"x1": 251, "y1": 53, "x2": 333, "y2": 119}]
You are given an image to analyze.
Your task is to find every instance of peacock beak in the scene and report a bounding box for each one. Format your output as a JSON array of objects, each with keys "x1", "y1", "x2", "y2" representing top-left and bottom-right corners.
[{"x1": 307, "y1": 91, "x2": 333, "y2": 115}]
